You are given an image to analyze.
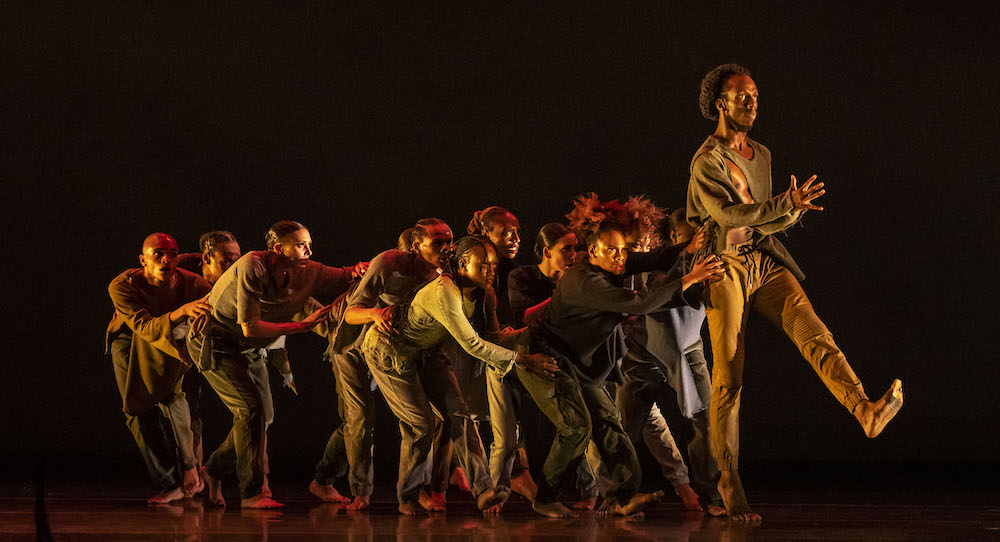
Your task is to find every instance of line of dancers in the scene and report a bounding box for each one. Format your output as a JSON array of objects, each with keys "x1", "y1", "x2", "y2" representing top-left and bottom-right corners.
[{"x1": 106, "y1": 64, "x2": 903, "y2": 521}]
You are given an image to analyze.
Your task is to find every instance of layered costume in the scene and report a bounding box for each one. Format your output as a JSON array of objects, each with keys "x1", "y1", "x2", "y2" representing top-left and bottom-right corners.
[
  {"x1": 106, "y1": 267, "x2": 211, "y2": 491},
  {"x1": 687, "y1": 136, "x2": 868, "y2": 471},
  {"x1": 186, "y1": 251, "x2": 353, "y2": 499}
]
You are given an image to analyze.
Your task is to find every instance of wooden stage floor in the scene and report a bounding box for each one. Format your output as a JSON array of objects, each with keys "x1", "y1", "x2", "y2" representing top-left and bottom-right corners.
[{"x1": 5, "y1": 489, "x2": 998, "y2": 541}]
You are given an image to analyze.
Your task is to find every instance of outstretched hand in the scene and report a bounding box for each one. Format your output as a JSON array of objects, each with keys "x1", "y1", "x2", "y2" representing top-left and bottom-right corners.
[
  {"x1": 789, "y1": 174, "x2": 825, "y2": 212},
  {"x1": 517, "y1": 352, "x2": 560, "y2": 378},
  {"x1": 172, "y1": 294, "x2": 212, "y2": 323},
  {"x1": 685, "y1": 226, "x2": 709, "y2": 255},
  {"x1": 300, "y1": 303, "x2": 335, "y2": 330},
  {"x1": 371, "y1": 306, "x2": 393, "y2": 334},
  {"x1": 352, "y1": 261, "x2": 370, "y2": 279},
  {"x1": 686, "y1": 254, "x2": 726, "y2": 284}
]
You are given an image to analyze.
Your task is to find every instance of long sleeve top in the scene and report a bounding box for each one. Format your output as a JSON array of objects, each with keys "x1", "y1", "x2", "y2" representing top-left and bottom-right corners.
[
  {"x1": 331, "y1": 249, "x2": 441, "y2": 353},
  {"x1": 686, "y1": 136, "x2": 805, "y2": 280},
  {"x1": 363, "y1": 275, "x2": 518, "y2": 375},
  {"x1": 507, "y1": 264, "x2": 556, "y2": 328},
  {"x1": 107, "y1": 268, "x2": 211, "y2": 414},
  {"x1": 536, "y1": 259, "x2": 700, "y2": 385}
]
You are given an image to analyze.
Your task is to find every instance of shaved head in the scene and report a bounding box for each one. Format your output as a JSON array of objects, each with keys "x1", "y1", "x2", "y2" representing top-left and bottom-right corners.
[
  {"x1": 139, "y1": 233, "x2": 180, "y2": 286},
  {"x1": 142, "y1": 232, "x2": 179, "y2": 253}
]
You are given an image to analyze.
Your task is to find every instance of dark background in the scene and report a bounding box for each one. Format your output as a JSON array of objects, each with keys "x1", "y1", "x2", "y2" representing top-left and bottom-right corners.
[{"x1": 3, "y1": 4, "x2": 997, "y2": 496}]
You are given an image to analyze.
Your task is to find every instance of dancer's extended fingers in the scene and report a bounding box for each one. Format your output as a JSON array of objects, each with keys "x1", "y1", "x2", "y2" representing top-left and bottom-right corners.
[{"x1": 800, "y1": 174, "x2": 818, "y2": 191}]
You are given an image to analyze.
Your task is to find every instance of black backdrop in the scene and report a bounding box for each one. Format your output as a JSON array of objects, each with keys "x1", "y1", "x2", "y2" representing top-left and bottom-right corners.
[{"x1": 4, "y1": 3, "x2": 998, "y2": 491}]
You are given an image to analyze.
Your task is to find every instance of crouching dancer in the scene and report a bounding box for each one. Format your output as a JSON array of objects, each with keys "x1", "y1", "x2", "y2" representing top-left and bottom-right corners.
[
  {"x1": 186, "y1": 221, "x2": 359, "y2": 508},
  {"x1": 106, "y1": 233, "x2": 212, "y2": 504},
  {"x1": 520, "y1": 200, "x2": 724, "y2": 518},
  {"x1": 361, "y1": 236, "x2": 558, "y2": 516}
]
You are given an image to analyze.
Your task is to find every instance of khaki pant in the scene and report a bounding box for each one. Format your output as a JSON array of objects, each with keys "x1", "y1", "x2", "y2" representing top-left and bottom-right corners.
[{"x1": 705, "y1": 248, "x2": 867, "y2": 470}]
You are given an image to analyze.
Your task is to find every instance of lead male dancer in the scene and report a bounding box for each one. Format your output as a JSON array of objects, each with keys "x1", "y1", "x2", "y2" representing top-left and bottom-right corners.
[{"x1": 687, "y1": 64, "x2": 904, "y2": 521}]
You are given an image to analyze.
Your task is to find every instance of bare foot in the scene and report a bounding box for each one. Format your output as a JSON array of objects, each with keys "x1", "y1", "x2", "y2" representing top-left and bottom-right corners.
[
  {"x1": 573, "y1": 495, "x2": 598, "y2": 510},
  {"x1": 706, "y1": 503, "x2": 726, "y2": 517},
  {"x1": 483, "y1": 502, "x2": 504, "y2": 516},
  {"x1": 398, "y1": 501, "x2": 427, "y2": 516},
  {"x1": 201, "y1": 467, "x2": 225, "y2": 507},
  {"x1": 418, "y1": 491, "x2": 446, "y2": 513},
  {"x1": 510, "y1": 470, "x2": 537, "y2": 503},
  {"x1": 605, "y1": 491, "x2": 663, "y2": 517},
  {"x1": 718, "y1": 469, "x2": 760, "y2": 522},
  {"x1": 241, "y1": 493, "x2": 284, "y2": 509},
  {"x1": 476, "y1": 487, "x2": 507, "y2": 511},
  {"x1": 675, "y1": 484, "x2": 703, "y2": 512},
  {"x1": 309, "y1": 480, "x2": 351, "y2": 503},
  {"x1": 532, "y1": 501, "x2": 578, "y2": 518},
  {"x1": 181, "y1": 467, "x2": 201, "y2": 496},
  {"x1": 262, "y1": 474, "x2": 272, "y2": 498},
  {"x1": 855, "y1": 379, "x2": 904, "y2": 438},
  {"x1": 450, "y1": 466, "x2": 472, "y2": 492},
  {"x1": 148, "y1": 487, "x2": 185, "y2": 505},
  {"x1": 347, "y1": 496, "x2": 370, "y2": 511}
]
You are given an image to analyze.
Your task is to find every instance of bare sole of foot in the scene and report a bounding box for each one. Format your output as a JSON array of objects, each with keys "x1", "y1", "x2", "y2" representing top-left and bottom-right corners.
[
  {"x1": 419, "y1": 491, "x2": 445, "y2": 513},
  {"x1": 675, "y1": 484, "x2": 703, "y2": 512},
  {"x1": 706, "y1": 504, "x2": 727, "y2": 517},
  {"x1": 148, "y1": 487, "x2": 185, "y2": 505},
  {"x1": 855, "y1": 379, "x2": 904, "y2": 438},
  {"x1": 347, "y1": 496, "x2": 370, "y2": 511},
  {"x1": 573, "y1": 496, "x2": 597, "y2": 510},
  {"x1": 510, "y1": 470, "x2": 537, "y2": 503},
  {"x1": 398, "y1": 501, "x2": 427, "y2": 516},
  {"x1": 308, "y1": 480, "x2": 352, "y2": 503},
  {"x1": 241, "y1": 494, "x2": 284, "y2": 509},
  {"x1": 450, "y1": 467, "x2": 472, "y2": 492},
  {"x1": 604, "y1": 491, "x2": 663, "y2": 517},
  {"x1": 532, "y1": 501, "x2": 578, "y2": 518},
  {"x1": 201, "y1": 467, "x2": 225, "y2": 507},
  {"x1": 718, "y1": 469, "x2": 760, "y2": 522}
]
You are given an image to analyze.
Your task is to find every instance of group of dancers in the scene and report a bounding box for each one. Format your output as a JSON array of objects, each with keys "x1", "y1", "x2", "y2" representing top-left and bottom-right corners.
[{"x1": 106, "y1": 64, "x2": 904, "y2": 521}]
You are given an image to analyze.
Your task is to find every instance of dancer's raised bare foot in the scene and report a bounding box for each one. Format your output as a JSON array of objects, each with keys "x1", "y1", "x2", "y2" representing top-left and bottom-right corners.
[
  {"x1": 476, "y1": 487, "x2": 507, "y2": 512},
  {"x1": 675, "y1": 484, "x2": 703, "y2": 512},
  {"x1": 532, "y1": 501, "x2": 577, "y2": 518},
  {"x1": 573, "y1": 495, "x2": 597, "y2": 510},
  {"x1": 241, "y1": 494, "x2": 284, "y2": 509},
  {"x1": 147, "y1": 487, "x2": 185, "y2": 505},
  {"x1": 854, "y1": 379, "x2": 904, "y2": 438},
  {"x1": 201, "y1": 467, "x2": 225, "y2": 507},
  {"x1": 398, "y1": 501, "x2": 427, "y2": 516},
  {"x1": 309, "y1": 479, "x2": 352, "y2": 503},
  {"x1": 604, "y1": 491, "x2": 663, "y2": 517},
  {"x1": 510, "y1": 469, "x2": 537, "y2": 503},
  {"x1": 347, "y1": 496, "x2": 370, "y2": 511},
  {"x1": 718, "y1": 469, "x2": 760, "y2": 522},
  {"x1": 450, "y1": 466, "x2": 471, "y2": 492},
  {"x1": 418, "y1": 491, "x2": 446, "y2": 513}
]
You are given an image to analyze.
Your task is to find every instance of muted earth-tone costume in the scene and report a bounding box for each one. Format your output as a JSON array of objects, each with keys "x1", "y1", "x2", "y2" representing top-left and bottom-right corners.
[
  {"x1": 107, "y1": 267, "x2": 211, "y2": 491},
  {"x1": 361, "y1": 274, "x2": 514, "y2": 504},
  {"x1": 523, "y1": 245, "x2": 698, "y2": 505},
  {"x1": 619, "y1": 261, "x2": 721, "y2": 503},
  {"x1": 315, "y1": 249, "x2": 442, "y2": 498},
  {"x1": 187, "y1": 251, "x2": 352, "y2": 498},
  {"x1": 687, "y1": 135, "x2": 868, "y2": 471}
]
